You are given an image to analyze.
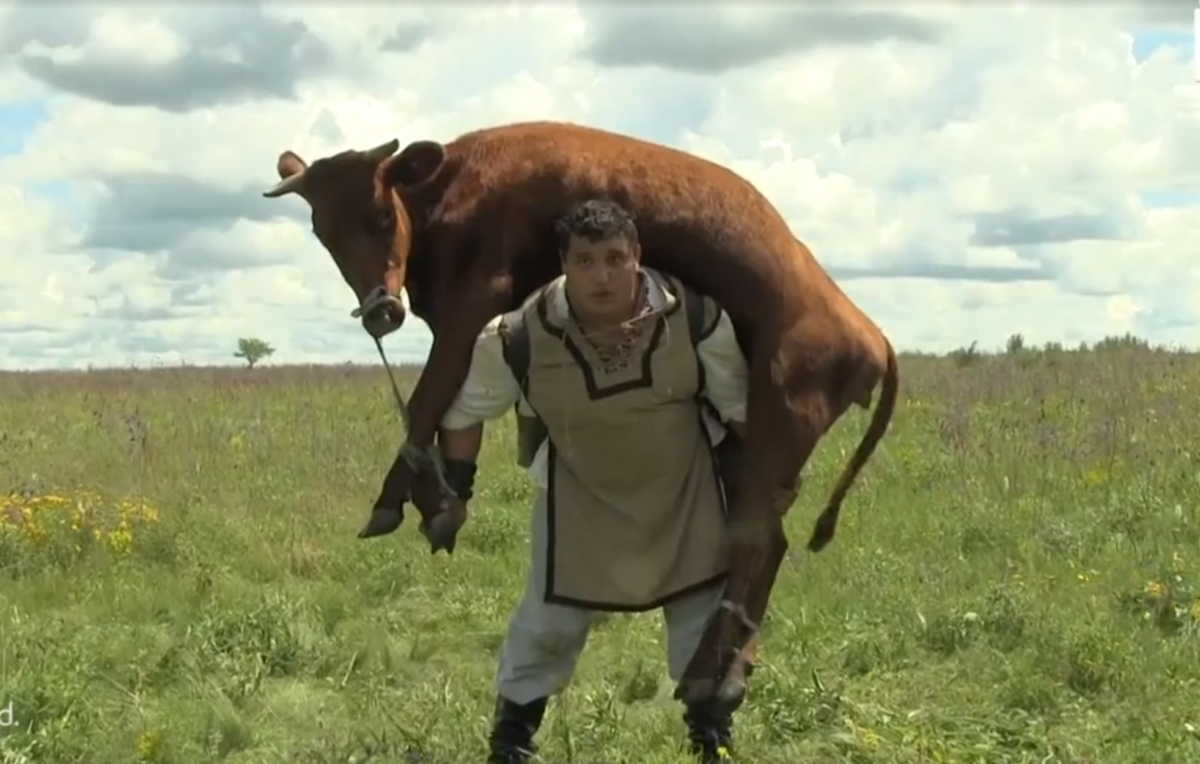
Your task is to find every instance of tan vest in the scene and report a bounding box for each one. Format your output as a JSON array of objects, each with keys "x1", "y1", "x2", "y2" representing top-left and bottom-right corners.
[{"x1": 498, "y1": 269, "x2": 730, "y2": 611}]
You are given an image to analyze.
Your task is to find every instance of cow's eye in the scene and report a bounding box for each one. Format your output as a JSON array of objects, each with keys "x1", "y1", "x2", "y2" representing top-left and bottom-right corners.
[{"x1": 369, "y1": 209, "x2": 394, "y2": 233}]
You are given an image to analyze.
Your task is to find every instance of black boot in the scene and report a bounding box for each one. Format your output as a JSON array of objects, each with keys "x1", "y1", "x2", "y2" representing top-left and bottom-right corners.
[
  {"x1": 683, "y1": 698, "x2": 735, "y2": 762},
  {"x1": 487, "y1": 694, "x2": 547, "y2": 763}
]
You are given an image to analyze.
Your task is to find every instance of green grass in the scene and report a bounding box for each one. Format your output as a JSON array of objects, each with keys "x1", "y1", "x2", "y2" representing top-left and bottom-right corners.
[{"x1": 2, "y1": 342, "x2": 1199, "y2": 763}]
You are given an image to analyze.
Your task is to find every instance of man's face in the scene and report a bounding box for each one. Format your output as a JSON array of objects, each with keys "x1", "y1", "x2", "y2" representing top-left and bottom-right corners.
[{"x1": 561, "y1": 233, "x2": 641, "y2": 324}]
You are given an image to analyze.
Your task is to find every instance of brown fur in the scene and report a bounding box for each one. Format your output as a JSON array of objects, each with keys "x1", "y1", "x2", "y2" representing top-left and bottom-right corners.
[{"x1": 264, "y1": 120, "x2": 899, "y2": 704}]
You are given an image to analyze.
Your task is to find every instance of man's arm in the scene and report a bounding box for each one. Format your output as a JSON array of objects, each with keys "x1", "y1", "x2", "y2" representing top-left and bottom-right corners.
[
  {"x1": 437, "y1": 316, "x2": 522, "y2": 499},
  {"x1": 695, "y1": 305, "x2": 749, "y2": 432}
]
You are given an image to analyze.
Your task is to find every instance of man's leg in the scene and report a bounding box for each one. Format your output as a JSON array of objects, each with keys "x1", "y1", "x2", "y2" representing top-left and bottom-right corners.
[
  {"x1": 489, "y1": 489, "x2": 595, "y2": 762},
  {"x1": 663, "y1": 579, "x2": 737, "y2": 762}
]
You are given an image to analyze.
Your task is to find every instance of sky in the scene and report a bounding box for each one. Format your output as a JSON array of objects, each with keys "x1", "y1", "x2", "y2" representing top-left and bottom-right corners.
[{"x1": 0, "y1": 1, "x2": 1197, "y2": 370}]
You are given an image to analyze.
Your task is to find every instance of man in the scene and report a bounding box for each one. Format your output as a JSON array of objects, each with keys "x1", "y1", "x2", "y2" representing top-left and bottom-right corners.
[{"x1": 435, "y1": 198, "x2": 749, "y2": 763}]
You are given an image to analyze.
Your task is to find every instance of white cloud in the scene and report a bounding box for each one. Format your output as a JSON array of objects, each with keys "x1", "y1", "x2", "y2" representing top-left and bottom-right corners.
[{"x1": 0, "y1": 1, "x2": 1198, "y2": 370}]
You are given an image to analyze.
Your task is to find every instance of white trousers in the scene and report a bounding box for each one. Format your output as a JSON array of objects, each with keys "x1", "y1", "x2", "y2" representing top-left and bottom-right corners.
[{"x1": 495, "y1": 489, "x2": 727, "y2": 705}]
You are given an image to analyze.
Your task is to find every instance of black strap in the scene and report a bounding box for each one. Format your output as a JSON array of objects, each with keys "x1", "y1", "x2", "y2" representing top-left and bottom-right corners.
[
  {"x1": 499, "y1": 309, "x2": 532, "y2": 393},
  {"x1": 498, "y1": 307, "x2": 545, "y2": 468},
  {"x1": 683, "y1": 280, "x2": 707, "y2": 347}
]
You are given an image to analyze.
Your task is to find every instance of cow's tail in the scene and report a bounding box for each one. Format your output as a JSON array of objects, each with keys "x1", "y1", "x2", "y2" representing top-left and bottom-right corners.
[{"x1": 806, "y1": 336, "x2": 899, "y2": 552}]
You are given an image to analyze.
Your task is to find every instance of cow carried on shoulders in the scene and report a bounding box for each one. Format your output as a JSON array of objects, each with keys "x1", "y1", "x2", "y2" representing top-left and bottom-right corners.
[{"x1": 262, "y1": 120, "x2": 898, "y2": 709}]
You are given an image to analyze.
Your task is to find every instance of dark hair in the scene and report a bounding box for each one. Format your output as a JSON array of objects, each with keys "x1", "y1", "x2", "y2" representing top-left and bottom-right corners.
[{"x1": 554, "y1": 198, "x2": 638, "y2": 256}]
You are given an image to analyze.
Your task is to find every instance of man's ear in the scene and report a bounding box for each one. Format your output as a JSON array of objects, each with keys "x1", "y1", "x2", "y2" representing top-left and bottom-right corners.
[{"x1": 381, "y1": 140, "x2": 446, "y2": 188}]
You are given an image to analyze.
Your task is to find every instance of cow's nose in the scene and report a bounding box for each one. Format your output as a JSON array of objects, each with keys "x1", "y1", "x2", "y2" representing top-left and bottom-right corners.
[
  {"x1": 356, "y1": 286, "x2": 406, "y2": 338},
  {"x1": 363, "y1": 311, "x2": 402, "y2": 338},
  {"x1": 370, "y1": 300, "x2": 405, "y2": 329}
]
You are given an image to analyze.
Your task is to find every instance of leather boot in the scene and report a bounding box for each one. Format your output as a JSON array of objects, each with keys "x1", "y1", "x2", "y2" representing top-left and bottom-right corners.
[
  {"x1": 487, "y1": 694, "x2": 547, "y2": 763},
  {"x1": 683, "y1": 698, "x2": 735, "y2": 762}
]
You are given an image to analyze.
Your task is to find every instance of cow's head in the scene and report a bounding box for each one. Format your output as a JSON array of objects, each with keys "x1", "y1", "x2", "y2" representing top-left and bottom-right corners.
[{"x1": 262, "y1": 138, "x2": 446, "y2": 338}]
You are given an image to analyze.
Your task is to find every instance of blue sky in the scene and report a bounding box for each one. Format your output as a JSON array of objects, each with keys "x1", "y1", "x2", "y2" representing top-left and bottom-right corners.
[
  {"x1": 1130, "y1": 28, "x2": 1194, "y2": 63},
  {"x1": 0, "y1": 99, "x2": 48, "y2": 156}
]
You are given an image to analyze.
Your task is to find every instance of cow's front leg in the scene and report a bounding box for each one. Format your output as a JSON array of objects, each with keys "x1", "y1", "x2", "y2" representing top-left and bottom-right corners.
[
  {"x1": 677, "y1": 350, "x2": 831, "y2": 707},
  {"x1": 360, "y1": 283, "x2": 510, "y2": 545},
  {"x1": 675, "y1": 484, "x2": 794, "y2": 708}
]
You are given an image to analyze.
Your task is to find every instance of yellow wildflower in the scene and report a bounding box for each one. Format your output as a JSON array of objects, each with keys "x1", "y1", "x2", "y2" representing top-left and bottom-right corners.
[
  {"x1": 107, "y1": 527, "x2": 134, "y2": 556},
  {"x1": 1145, "y1": 580, "x2": 1167, "y2": 600},
  {"x1": 860, "y1": 727, "x2": 882, "y2": 750},
  {"x1": 135, "y1": 729, "x2": 163, "y2": 760}
]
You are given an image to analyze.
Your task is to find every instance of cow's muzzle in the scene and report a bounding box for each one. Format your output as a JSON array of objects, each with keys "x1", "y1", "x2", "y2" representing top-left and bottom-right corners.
[{"x1": 351, "y1": 285, "x2": 406, "y2": 338}]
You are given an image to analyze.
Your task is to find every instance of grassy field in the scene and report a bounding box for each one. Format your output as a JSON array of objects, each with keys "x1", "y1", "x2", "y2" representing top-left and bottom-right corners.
[{"x1": 2, "y1": 339, "x2": 1198, "y2": 763}]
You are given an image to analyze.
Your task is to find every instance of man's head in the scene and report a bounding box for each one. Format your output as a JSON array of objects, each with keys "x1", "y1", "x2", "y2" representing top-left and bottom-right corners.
[{"x1": 554, "y1": 199, "x2": 642, "y2": 327}]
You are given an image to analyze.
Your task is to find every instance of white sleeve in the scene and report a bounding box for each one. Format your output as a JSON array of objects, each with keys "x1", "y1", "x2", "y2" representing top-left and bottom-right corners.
[
  {"x1": 439, "y1": 316, "x2": 522, "y2": 430},
  {"x1": 696, "y1": 308, "x2": 748, "y2": 424}
]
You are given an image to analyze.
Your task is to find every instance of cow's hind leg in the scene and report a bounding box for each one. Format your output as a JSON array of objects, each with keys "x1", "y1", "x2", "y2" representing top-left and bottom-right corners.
[{"x1": 677, "y1": 334, "x2": 837, "y2": 707}]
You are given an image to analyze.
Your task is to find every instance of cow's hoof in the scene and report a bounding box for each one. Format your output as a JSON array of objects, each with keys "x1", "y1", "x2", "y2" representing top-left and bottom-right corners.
[
  {"x1": 419, "y1": 503, "x2": 466, "y2": 554},
  {"x1": 673, "y1": 677, "x2": 718, "y2": 704},
  {"x1": 716, "y1": 676, "x2": 747, "y2": 710},
  {"x1": 357, "y1": 506, "x2": 403, "y2": 538}
]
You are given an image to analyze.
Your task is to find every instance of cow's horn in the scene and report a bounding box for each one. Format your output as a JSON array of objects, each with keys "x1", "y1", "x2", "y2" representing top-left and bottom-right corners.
[
  {"x1": 365, "y1": 138, "x2": 400, "y2": 164},
  {"x1": 262, "y1": 170, "x2": 306, "y2": 198}
]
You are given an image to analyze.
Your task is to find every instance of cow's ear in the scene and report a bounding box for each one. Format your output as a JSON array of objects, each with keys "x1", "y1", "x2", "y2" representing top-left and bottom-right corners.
[
  {"x1": 263, "y1": 151, "x2": 309, "y2": 197},
  {"x1": 277, "y1": 150, "x2": 307, "y2": 179},
  {"x1": 383, "y1": 140, "x2": 445, "y2": 188}
]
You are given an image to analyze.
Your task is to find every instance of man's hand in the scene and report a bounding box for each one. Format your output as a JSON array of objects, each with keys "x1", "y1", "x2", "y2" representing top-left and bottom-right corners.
[
  {"x1": 411, "y1": 464, "x2": 469, "y2": 553},
  {"x1": 443, "y1": 459, "x2": 478, "y2": 501},
  {"x1": 358, "y1": 424, "x2": 483, "y2": 549},
  {"x1": 404, "y1": 423, "x2": 482, "y2": 552}
]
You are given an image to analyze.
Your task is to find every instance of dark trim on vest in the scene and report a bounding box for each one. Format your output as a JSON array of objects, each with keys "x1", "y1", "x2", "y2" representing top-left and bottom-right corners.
[
  {"x1": 543, "y1": 439, "x2": 558, "y2": 604},
  {"x1": 540, "y1": 415, "x2": 731, "y2": 612},
  {"x1": 697, "y1": 406, "x2": 730, "y2": 520},
  {"x1": 544, "y1": 570, "x2": 729, "y2": 613}
]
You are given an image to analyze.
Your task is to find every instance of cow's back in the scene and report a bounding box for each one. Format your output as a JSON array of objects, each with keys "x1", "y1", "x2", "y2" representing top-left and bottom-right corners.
[{"x1": 431, "y1": 121, "x2": 876, "y2": 358}]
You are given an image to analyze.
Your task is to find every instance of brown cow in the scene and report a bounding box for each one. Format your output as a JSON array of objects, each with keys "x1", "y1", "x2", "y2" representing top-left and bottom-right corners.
[{"x1": 262, "y1": 120, "x2": 898, "y2": 708}]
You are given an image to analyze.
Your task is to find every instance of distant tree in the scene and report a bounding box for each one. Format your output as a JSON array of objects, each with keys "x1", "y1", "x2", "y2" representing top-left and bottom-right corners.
[
  {"x1": 1005, "y1": 333, "x2": 1025, "y2": 354},
  {"x1": 949, "y1": 339, "x2": 981, "y2": 368},
  {"x1": 1094, "y1": 333, "x2": 1149, "y2": 351},
  {"x1": 234, "y1": 338, "x2": 275, "y2": 369}
]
